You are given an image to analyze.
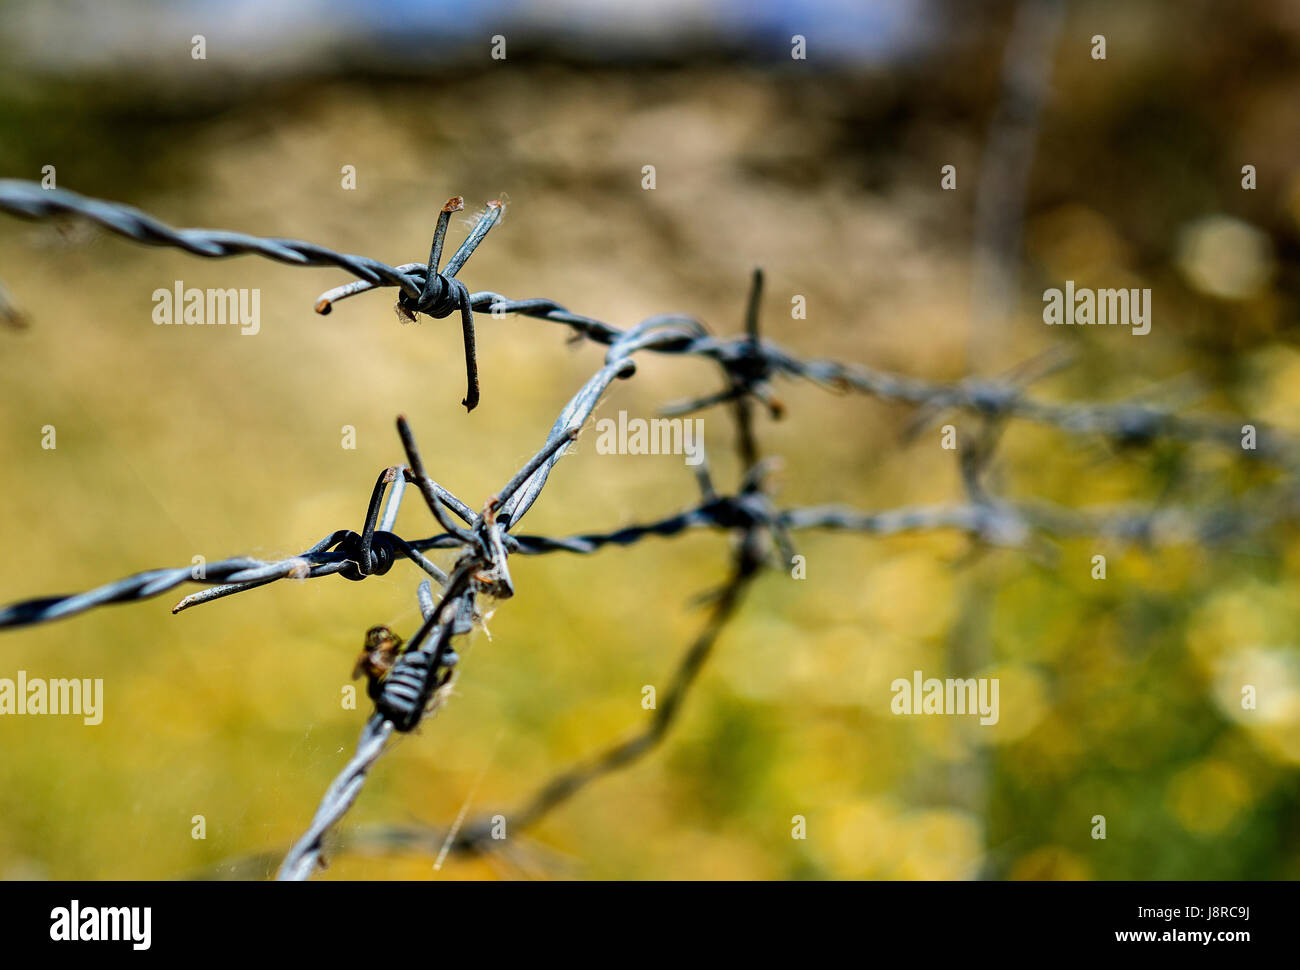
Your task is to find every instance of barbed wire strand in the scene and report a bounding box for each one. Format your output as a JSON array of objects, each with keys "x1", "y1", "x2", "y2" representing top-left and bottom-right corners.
[{"x1": 1, "y1": 179, "x2": 1293, "y2": 461}]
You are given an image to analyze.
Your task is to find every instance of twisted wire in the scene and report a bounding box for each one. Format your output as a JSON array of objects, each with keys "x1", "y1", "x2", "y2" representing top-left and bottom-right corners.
[
  {"x1": 0, "y1": 180, "x2": 426, "y2": 298},
  {"x1": 1, "y1": 178, "x2": 1292, "y2": 459}
]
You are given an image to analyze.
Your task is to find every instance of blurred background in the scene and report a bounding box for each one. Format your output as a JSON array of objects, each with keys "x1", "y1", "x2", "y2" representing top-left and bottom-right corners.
[{"x1": 1, "y1": 0, "x2": 1299, "y2": 880}]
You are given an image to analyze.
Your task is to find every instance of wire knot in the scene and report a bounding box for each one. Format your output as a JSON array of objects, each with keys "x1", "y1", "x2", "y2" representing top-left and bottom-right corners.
[
  {"x1": 661, "y1": 270, "x2": 785, "y2": 423},
  {"x1": 393, "y1": 198, "x2": 502, "y2": 411},
  {"x1": 338, "y1": 531, "x2": 399, "y2": 581},
  {"x1": 467, "y1": 506, "x2": 514, "y2": 600},
  {"x1": 397, "y1": 271, "x2": 470, "y2": 320},
  {"x1": 701, "y1": 493, "x2": 770, "y2": 530}
]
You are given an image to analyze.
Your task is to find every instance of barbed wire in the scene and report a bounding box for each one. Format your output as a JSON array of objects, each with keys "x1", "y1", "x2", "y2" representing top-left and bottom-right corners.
[
  {"x1": 3, "y1": 179, "x2": 1295, "y2": 462},
  {"x1": 199, "y1": 463, "x2": 1294, "y2": 877},
  {"x1": 4, "y1": 463, "x2": 1283, "y2": 633},
  {"x1": 0, "y1": 181, "x2": 499, "y2": 410},
  {"x1": 331, "y1": 548, "x2": 762, "y2": 874},
  {"x1": 1, "y1": 179, "x2": 1296, "y2": 881}
]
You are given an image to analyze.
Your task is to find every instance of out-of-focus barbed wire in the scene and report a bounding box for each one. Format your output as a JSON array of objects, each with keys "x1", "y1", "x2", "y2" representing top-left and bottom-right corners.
[{"x1": 1, "y1": 179, "x2": 1296, "y2": 881}]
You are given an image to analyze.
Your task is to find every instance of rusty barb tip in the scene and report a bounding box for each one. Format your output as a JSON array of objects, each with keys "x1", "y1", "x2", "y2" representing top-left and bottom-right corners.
[
  {"x1": 487, "y1": 200, "x2": 503, "y2": 210},
  {"x1": 313, "y1": 299, "x2": 332, "y2": 315},
  {"x1": 442, "y1": 197, "x2": 465, "y2": 213}
]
